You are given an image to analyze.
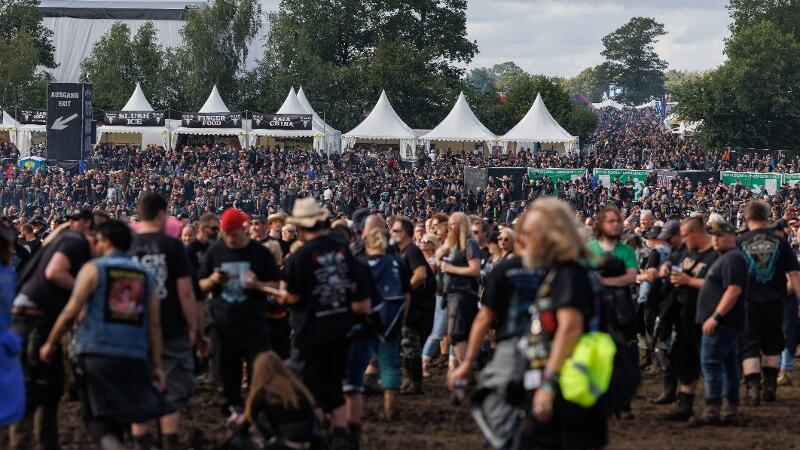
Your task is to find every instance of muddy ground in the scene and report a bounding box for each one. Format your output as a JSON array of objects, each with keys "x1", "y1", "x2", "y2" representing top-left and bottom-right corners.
[{"x1": 3, "y1": 357, "x2": 800, "y2": 449}]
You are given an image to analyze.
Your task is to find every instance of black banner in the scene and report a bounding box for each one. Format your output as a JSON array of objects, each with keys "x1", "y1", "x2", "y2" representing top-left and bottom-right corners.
[
  {"x1": 104, "y1": 111, "x2": 165, "y2": 126},
  {"x1": 47, "y1": 82, "x2": 92, "y2": 161},
  {"x1": 464, "y1": 166, "x2": 488, "y2": 194},
  {"x1": 676, "y1": 170, "x2": 720, "y2": 184},
  {"x1": 251, "y1": 113, "x2": 312, "y2": 130},
  {"x1": 20, "y1": 109, "x2": 47, "y2": 125},
  {"x1": 181, "y1": 112, "x2": 241, "y2": 128}
]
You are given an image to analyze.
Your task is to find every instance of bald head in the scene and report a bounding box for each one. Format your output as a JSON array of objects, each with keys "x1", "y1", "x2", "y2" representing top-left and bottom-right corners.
[{"x1": 362, "y1": 214, "x2": 385, "y2": 238}]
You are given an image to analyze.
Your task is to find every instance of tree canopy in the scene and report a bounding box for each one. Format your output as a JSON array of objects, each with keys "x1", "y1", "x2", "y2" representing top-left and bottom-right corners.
[{"x1": 600, "y1": 17, "x2": 668, "y2": 104}]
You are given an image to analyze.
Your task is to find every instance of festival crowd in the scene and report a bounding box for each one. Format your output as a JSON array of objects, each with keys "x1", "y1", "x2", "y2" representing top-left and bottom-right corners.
[{"x1": 0, "y1": 107, "x2": 799, "y2": 450}]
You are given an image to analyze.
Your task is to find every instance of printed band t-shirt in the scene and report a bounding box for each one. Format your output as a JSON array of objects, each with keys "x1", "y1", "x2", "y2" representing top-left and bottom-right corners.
[
  {"x1": 737, "y1": 229, "x2": 800, "y2": 303},
  {"x1": 129, "y1": 232, "x2": 191, "y2": 340},
  {"x1": 199, "y1": 239, "x2": 280, "y2": 306}
]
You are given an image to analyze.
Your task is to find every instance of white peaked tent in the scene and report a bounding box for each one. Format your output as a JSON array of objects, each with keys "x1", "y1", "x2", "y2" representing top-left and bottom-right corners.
[
  {"x1": 423, "y1": 92, "x2": 495, "y2": 155},
  {"x1": 297, "y1": 87, "x2": 341, "y2": 153},
  {"x1": 592, "y1": 95, "x2": 625, "y2": 110},
  {"x1": 251, "y1": 87, "x2": 341, "y2": 153},
  {"x1": 0, "y1": 111, "x2": 19, "y2": 149},
  {"x1": 172, "y1": 85, "x2": 247, "y2": 148},
  {"x1": 343, "y1": 91, "x2": 417, "y2": 158},
  {"x1": 501, "y1": 93, "x2": 578, "y2": 154},
  {"x1": 97, "y1": 82, "x2": 170, "y2": 147}
]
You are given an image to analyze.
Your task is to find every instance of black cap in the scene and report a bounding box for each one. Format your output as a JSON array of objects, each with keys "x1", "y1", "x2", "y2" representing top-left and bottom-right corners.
[{"x1": 68, "y1": 208, "x2": 93, "y2": 221}]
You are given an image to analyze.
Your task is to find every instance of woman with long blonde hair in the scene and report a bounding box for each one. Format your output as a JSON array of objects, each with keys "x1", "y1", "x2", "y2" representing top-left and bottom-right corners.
[
  {"x1": 243, "y1": 351, "x2": 326, "y2": 449},
  {"x1": 438, "y1": 212, "x2": 481, "y2": 370}
]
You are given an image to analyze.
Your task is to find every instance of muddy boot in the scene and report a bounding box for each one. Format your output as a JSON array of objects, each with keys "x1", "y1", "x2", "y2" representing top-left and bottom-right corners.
[
  {"x1": 347, "y1": 423, "x2": 361, "y2": 450},
  {"x1": 763, "y1": 367, "x2": 778, "y2": 402},
  {"x1": 330, "y1": 427, "x2": 351, "y2": 450},
  {"x1": 688, "y1": 403, "x2": 721, "y2": 427},
  {"x1": 777, "y1": 369, "x2": 792, "y2": 386},
  {"x1": 651, "y1": 373, "x2": 677, "y2": 404},
  {"x1": 662, "y1": 392, "x2": 694, "y2": 422},
  {"x1": 133, "y1": 434, "x2": 154, "y2": 450},
  {"x1": 161, "y1": 434, "x2": 179, "y2": 450},
  {"x1": 99, "y1": 434, "x2": 126, "y2": 450},
  {"x1": 384, "y1": 390, "x2": 396, "y2": 420},
  {"x1": 720, "y1": 401, "x2": 739, "y2": 426},
  {"x1": 422, "y1": 356, "x2": 432, "y2": 378},
  {"x1": 744, "y1": 373, "x2": 761, "y2": 406}
]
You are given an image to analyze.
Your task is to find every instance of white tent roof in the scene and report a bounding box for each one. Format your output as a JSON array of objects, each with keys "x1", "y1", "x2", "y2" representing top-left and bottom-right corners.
[
  {"x1": 501, "y1": 93, "x2": 576, "y2": 143},
  {"x1": 297, "y1": 87, "x2": 339, "y2": 133},
  {"x1": 0, "y1": 111, "x2": 19, "y2": 130},
  {"x1": 423, "y1": 92, "x2": 495, "y2": 142},
  {"x1": 122, "y1": 82, "x2": 154, "y2": 111},
  {"x1": 251, "y1": 88, "x2": 341, "y2": 139},
  {"x1": 592, "y1": 97, "x2": 625, "y2": 110},
  {"x1": 276, "y1": 87, "x2": 305, "y2": 114},
  {"x1": 198, "y1": 85, "x2": 230, "y2": 113},
  {"x1": 344, "y1": 91, "x2": 416, "y2": 140}
]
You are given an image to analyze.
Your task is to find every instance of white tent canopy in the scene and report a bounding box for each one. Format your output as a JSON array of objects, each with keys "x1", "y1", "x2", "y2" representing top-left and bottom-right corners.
[
  {"x1": 98, "y1": 82, "x2": 169, "y2": 147},
  {"x1": 592, "y1": 96, "x2": 625, "y2": 110},
  {"x1": 251, "y1": 88, "x2": 342, "y2": 153},
  {"x1": 343, "y1": 90, "x2": 416, "y2": 158},
  {"x1": 501, "y1": 93, "x2": 578, "y2": 153},
  {"x1": 122, "y1": 82, "x2": 154, "y2": 111},
  {"x1": 172, "y1": 85, "x2": 246, "y2": 148},
  {"x1": 17, "y1": 124, "x2": 46, "y2": 157},
  {"x1": 423, "y1": 92, "x2": 495, "y2": 153}
]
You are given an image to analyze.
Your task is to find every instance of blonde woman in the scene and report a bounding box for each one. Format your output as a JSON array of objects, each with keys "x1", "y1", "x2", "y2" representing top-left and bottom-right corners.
[
  {"x1": 420, "y1": 233, "x2": 447, "y2": 377},
  {"x1": 438, "y1": 212, "x2": 481, "y2": 368},
  {"x1": 516, "y1": 198, "x2": 607, "y2": 449}
]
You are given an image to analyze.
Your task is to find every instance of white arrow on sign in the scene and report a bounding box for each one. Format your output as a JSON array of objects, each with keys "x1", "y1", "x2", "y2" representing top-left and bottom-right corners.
[{"x1": 51, "y1": 113, "x2": 78, "y2": 130}]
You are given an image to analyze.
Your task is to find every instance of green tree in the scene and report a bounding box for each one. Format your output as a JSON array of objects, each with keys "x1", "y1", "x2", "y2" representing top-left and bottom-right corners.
[
  {"x1": 175, "y1": 0, "x2": 262, "y2": 112},
  {"x1": 258, "y1": 0, "x2": 476, "y2": 130},
  {"x1": 677, "y1": 21, "x2": 800, "y2": 149},
  {"x1": 467, "y1": 62, "x2": 524, "y2": 92},
  {"x1": 663, "y1": 69, "x2": 703, "y2": 101},
  {"x1": 601, "y1": 17, "x2": 668, "y2": 104},
  {"x1": 0, "y1": 31, "x2": 39, "y2": 110},
  {"x1": 80, "y1": 22, "x2": 170, "y2": 114},
  {"x1": 0, "y1": 0, "x2": 55, "y2": 69},
  {"x1": 728, "y1": 0, "x2": 800, "y2": 39},
  {"x1": 560, "y1": 65, "x2": 611, "y2": 102}
]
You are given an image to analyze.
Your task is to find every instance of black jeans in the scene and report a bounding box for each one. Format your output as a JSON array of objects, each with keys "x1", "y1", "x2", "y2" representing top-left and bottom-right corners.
[{"x1": 9, "y1": 314, "x2": 64, "y2": 450}]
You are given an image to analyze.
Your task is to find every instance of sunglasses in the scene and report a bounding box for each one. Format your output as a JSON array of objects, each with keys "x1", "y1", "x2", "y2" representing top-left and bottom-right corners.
[
  {"x1": 205, "y1": 226, "x2": 220, "y2": 232},
  {"x1": 390, "y1": 228, "x2": 403, "y2": 233}
]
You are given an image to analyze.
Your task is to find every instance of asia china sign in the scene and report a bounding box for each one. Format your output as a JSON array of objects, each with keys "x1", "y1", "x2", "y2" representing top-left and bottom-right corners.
[
  {"x1": 104, "y1": 111, "x2": 165, "y2": 126},
  {"x1": 20, "y1": 109, "x2": 47, "y2": 125},
  {"x1": 181, "y1": 112, "x2": 242, "y2": 128},
  {"x1": 252, "y1": 113, "x2": 312, "y2": 130}
]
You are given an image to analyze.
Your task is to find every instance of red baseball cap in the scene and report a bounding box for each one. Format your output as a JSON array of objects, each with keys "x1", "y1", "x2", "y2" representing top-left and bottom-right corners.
[{"x1": 220, "y1": 208, "x2": 249, "y2": 232}]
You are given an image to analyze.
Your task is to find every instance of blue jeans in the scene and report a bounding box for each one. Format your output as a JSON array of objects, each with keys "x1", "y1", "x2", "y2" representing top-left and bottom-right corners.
[
  {"x1": 700, "y1": 324, "x2": 741, "y2": 404},
  {"x1": 782, "y1": 295, "x2": 798, "y2": 370},
  {"x1": 422, "y1": 295, "x2": 447, "y2": 358},
  {"x1": 376, "y1": 334, "x2": 401, "y2": 390}
]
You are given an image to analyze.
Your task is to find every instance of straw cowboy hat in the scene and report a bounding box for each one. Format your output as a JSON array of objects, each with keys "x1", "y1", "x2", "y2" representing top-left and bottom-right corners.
[{"x1": 288, "y1": 197, "x2": 330, "y2": 228}]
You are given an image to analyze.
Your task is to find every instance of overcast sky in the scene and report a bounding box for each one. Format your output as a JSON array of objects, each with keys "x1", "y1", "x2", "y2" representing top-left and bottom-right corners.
[{"x1": 257, "y1": 0, "x2": 731, "y2": 77}]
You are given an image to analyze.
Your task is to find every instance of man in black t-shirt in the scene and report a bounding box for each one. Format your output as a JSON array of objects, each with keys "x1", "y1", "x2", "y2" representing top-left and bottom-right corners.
[
  {"x1": 391, "y1": 216, "x2": 435, "y2": 394},
  {"x1": 280, "y1": 198, "x2": 371, "y2": 449},
  {"x1": 185, "y1": 212, "x2": 220, "y2": 276},
  {"x1": 663, "y1": 216, "x2": 718, "y2": 422},
  {"x1": 129, "y1": 192, "x2": 200, "y2": 450},
  {"x1": 10, "y1": 208, "x2": 93, "y2": 450},
  {"x1": 737, "y1": 200, "x2": 800, "y2": 404},
  {"x1": 692, "y1": 220, "x2": 748, "y2": 426},
  {"x1": 199, "y1": 208, "x2": 281, "y2": 421}
]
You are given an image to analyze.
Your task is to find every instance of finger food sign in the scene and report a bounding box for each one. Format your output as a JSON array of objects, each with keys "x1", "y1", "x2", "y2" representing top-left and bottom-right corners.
[{"x1": 182, "y1": 112, "x2": 242, "y2": 128}]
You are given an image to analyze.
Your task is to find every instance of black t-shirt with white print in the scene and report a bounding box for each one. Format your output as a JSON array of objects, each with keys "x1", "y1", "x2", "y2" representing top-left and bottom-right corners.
[
  {"x1": 738, "y1": 228, "x2": 800, "y2": 303},
  {"x1": 284, "y1": 234, "x2": 371, "y2": 348},
  {"x1": 129, "y1": 232, "x2": 192, "y2": 340}
]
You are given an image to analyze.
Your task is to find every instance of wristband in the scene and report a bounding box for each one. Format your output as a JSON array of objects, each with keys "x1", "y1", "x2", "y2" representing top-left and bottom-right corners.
[
  {"x1": 543, "y1": 368, "x2": 560, "y2": 384},
  {"x1": 712, "y1": 311, "x2": 723, "y2": 321}
]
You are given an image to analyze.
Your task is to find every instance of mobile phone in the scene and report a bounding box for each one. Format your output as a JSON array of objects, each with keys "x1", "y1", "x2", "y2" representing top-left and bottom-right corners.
[{"x1": 671, "y1": 265, "x2": 682, "y2": 273}]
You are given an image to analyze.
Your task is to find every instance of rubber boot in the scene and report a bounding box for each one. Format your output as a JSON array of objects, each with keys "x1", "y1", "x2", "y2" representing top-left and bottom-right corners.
[
  {"x1": 347, "y1": 423, "x2": 361, "y2": 450},
  {"x1": 744, "y1": 373, "x2": 761, "y2": 406},
  {"x1": 763, "y1": 367, "x2": 779, "y2": 402},
  {"x1": 133, "y1": 434, "x2": 153, "y2": 450},
  {"x1": 720, "y1": 400, "x2": 739, "y2": 425},
  {"x1": 688, "y1": 403, "x2": 721, "y2": 427},
  {"x1": 651, "y1": 372, "x2": 677, "y2": 404},
  {"x1": 663, "y1": 392, "x2": 694, "y2": 422},
  {"x1": 162, "y1": 434, "x2": 179, "y2": 450},
  {"x1": 384, "y1": 390, "x2": 396, "y2": 420},
  {"x1": 330, "y1": 426, "x2": 351, "y2": 450}
]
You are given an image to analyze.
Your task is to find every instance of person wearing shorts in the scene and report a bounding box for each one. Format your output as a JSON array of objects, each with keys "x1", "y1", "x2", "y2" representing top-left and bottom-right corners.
[{"x1": 438, "y1": 212, "x2": 481, "y2": 369}]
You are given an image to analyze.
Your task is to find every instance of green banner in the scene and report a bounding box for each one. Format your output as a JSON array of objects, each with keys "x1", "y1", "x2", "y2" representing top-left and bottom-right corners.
[
  {"x1": 720, "y1": 171, "x2": 782, "y2": 195},
  {"x1": 527, "y1": 167, "x2": 587, "y2": 183},
  {"x1": 592, "y1": 168, "x2": 649, "y2": 192},
  {"x1": 784, "y1": 173, "x2": 800, "y2": 187}
]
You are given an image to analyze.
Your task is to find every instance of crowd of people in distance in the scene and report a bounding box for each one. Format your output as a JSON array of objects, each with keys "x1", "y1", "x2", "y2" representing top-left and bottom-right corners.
[{"x1": 1, "y1": 106, "x2": 800, "y2": 449}]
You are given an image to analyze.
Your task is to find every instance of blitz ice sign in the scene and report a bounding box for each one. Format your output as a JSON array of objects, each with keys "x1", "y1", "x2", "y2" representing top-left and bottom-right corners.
[{"x1": 47, "y1": 83, "x2": 92, "y2": 161}]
